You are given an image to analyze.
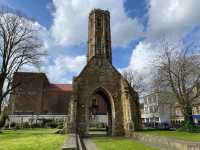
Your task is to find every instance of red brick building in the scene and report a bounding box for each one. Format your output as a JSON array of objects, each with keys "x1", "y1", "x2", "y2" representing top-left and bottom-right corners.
[
  {"x1": 89, "y1": 94, "x2": 108, "y2": 115},
  {"x1": 9, "y1": 72, "x2": 107, "y2": 116},
  {"x1": 10, "y1": 72, "x2": 72, "y2": 115}
]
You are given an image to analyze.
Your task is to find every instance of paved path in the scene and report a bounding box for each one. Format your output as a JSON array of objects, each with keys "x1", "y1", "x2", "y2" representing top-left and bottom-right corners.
[{"x1": 83, "y1": 138, "x2": 98, "y2": 150}]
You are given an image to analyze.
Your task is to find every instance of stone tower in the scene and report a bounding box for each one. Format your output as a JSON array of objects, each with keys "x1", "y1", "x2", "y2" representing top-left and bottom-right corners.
[
  {"x1": 87, "y1": 9, "x2": 112, "y2": 64},
  {"x1": 67, "y1": 9, "x2": 141, "y2": 136}
]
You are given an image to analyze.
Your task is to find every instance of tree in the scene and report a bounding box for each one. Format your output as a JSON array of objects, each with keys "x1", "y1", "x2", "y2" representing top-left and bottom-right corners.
[
  {"x1": 0, "y1": 7, "x2": 45, "y2": 127},
  {"x1": 122, "y1": 69, "x2": 145, "y2": 95},
  {"x1": 153, "y1": 39, "x2": 200, "y2": 131}
]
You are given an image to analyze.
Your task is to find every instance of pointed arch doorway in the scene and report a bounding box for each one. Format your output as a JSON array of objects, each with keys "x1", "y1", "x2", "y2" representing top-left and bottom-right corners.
[{"x1": 86, "y1": 87, "x2": 115, "y2": 136}]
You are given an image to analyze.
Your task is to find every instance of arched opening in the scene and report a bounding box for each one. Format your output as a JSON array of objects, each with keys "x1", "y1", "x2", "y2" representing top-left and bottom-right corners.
[{"x1": 86, "y1": 88, "x2": 113, "y2": 136}]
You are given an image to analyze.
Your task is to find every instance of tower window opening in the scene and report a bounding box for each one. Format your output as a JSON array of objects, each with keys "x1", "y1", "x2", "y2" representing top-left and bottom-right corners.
[
  {"x1": 96, "y1": 37, "x2": 101, "y2": 54},
  {"x1": 97, "y1": 17, "x2": 101, "y2": 29}
]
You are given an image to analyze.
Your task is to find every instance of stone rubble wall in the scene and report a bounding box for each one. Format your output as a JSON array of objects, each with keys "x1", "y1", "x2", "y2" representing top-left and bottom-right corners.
[{"x1": 131, "y1": 132, "x2": 200, "y2": 150}]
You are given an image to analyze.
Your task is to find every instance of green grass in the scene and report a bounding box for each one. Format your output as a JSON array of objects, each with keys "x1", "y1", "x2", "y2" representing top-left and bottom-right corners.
[
  {"x1": 0, "y1": 128, "x2": 65, "y2": 150},
  {"x1": 137, "y1": 130, "x2": 200, "y2": 142},
  {"x1": 93, "y1": 137, "x2": 158, "y2": 150}
]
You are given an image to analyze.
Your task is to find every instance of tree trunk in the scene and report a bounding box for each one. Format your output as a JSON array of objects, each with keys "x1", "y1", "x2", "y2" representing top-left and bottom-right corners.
[
  {"x1": 0, "y1": 82, "x2": 3, "y2": 114},
  {"x1": 0, "y1": 109, "x2": 7, "y2": 128},
  {"x1": 0, "y1": 74, "x2": 6, "y2": 128},
  {"x1": 183, "y1": 104, "x2": 195, "y2": 131}
]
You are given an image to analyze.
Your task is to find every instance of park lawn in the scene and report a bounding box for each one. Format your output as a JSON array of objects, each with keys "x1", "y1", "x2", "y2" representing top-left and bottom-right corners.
[
  {"x1": 137, "y1": 130, "x2": 200, "y2": 142},
  {"x1": 93, "y1": 137, "x2": 158, "y2": 150},
  {"x1": 0, "y1": 128, "x2": 65, "y2": 150}
]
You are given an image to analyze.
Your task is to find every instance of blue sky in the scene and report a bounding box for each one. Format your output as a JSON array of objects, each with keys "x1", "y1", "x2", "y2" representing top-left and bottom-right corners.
[{"x1": 0, "y1": 0, "x2": 200, "y2": 83}]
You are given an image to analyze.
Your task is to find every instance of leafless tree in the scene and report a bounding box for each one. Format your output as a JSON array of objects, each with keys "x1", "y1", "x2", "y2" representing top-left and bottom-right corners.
[
  {"x1": 122, "y1": 69, "x2": 145, "y2": 95},
  {"x1": 153, "y1": 38, "x2": 200, "y2": 131},
  {"x1": 0, "y1": 7, "x2": 45, "y2": 127}
]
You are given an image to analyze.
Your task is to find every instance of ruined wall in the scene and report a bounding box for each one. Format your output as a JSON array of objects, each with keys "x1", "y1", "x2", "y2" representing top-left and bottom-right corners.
[
  {"x1": 121, "y1": 78, "x2": 141, "y2": 136},
  {"x1": 74, "y1": 58, "x2": 132, "y2": 136}
]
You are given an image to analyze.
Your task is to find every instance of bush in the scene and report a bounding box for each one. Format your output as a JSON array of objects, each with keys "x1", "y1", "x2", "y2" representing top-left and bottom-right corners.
[
  {"x1": 39, "y1": 118, "x2": 54, "y2": 128},
  {"x1": 178, "y1": 125, "x2": 200, "y2": 133},
  {"x1": 31, "y1": 123, "x2": 41, "y2": 128},
  {"x1": 14, "y1": 124, "x2": 21, "y2": 130},
  {"x1": 45, "y1": 121, "x2": 57, "y2": 128},
  {"x1": 23, "y1": 122, "x2": 30, "y2": 128},
  {"x1": 4, "y1": 123, "x2": 9, "y2": 129},
  {"x1": 10, "y1": 122, "x2": 16, "y2": 128}
]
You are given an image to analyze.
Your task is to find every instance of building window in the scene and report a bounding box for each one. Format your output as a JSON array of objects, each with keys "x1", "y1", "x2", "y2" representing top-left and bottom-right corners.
[
  {"x1": 156, "y1": 117, "x2": 159, "y2": 122},
  {"x1": 150, "y1": 106, "x2": 153, "y2": 113},
  {"x1": 97, "y1": 17, "x2": 101, "y2": 29},
  {"x1": 96, "y1": 37, "x2": 101, "y2": 52},
  {"x1": 144, "y1": 98, "x2": 147, "y2": 105},
  {"x1": 198, "y1": 105, "x2": 200, "y2": 114}
]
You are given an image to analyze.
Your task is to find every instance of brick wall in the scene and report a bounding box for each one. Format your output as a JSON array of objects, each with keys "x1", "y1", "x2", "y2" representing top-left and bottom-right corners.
[{"x1": 10, "y1": 72, "x2": 72, "y2": 115}]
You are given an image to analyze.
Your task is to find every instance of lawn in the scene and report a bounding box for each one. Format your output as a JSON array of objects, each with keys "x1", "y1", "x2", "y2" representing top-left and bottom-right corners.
[
  {"x1": 93, "y1": 137, "x2": 158, "y2": 150},
  {"x1": 137, "y1": 130, "x2": 200, "y2": 142},
  {"x1": 0, "y1": 128, "x2": 65, "y2": 150}
]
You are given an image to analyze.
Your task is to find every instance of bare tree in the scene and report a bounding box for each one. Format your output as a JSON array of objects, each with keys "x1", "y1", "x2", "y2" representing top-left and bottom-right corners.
[
  {"x1": 0, "y1": 7, "x2": 45, "y2": 127},
  {"x1": 153, "y1": 39, "x2": 200, "y2": 131},
  {"x1": 122, "y1": 69, "x2": 145, "y2": 95}
]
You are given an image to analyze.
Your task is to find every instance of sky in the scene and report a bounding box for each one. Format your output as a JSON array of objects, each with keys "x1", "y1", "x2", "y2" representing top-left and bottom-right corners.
[{"x1": 0, "y1": 0, "x2": 200, "y2": 84}]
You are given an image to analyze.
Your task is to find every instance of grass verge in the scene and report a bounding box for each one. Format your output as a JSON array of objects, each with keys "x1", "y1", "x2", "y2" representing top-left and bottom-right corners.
[
  {"x1": 137, "y1": 130, "x2": 200, "y2": 142},
  {"x1": 93, "y1": 137, "x2": 158, "y2": 150},
  {"x1": 0, "y1": 128, "x2": 65, "y2": 150}
]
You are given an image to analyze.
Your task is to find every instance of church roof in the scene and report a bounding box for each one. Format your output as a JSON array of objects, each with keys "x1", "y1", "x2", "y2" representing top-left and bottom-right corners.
[{"x1": 48, "y1": 84, "x2": 72, "y2": 92}]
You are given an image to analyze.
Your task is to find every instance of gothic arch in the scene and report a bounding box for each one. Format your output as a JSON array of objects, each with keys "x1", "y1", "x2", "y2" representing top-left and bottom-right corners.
[{"x1": 85, "y1": 87, "x2": 115, "y2": 135}]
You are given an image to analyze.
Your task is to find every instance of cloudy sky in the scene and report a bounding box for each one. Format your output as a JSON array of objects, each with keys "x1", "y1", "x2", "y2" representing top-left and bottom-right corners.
[{"x1": 1, "y1": 0, "x2": 200, "y2": 84}]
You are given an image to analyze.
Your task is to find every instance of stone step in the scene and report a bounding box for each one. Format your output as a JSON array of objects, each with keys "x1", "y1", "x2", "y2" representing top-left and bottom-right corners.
[
  {"x1": 83, "y1": 138, "x2": 98, "y2": 150},
  {"x1": 62, "y1": 134, "x2": 77, "y2": 150}
]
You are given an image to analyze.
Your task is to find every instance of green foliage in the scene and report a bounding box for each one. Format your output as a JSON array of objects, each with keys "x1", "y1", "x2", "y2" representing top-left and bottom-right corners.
[
  {"x1": 89, "y1": 122, "x2": 105, "y2": 128},
  {"x1": 14, "y1": 124, "x2": 21, "y2": 130},
  {"x1": 10, "y1": 122, "x2": 16, "y2": 128},
  {"x1": 0, "y1": 128, "x2": 65, "y2": 150},
  {"x1": 23, "y1": 122, "x2": 30, "y2": 128},
  {"x1": 45, "y1": 121, "x2": 57, "y2": 128},
  {"x1": 6, "y1": 119, "x2": 64, "y2": 130},
  {"x1": 178, "y1": 125, "x2": 200, "y2": 133}
]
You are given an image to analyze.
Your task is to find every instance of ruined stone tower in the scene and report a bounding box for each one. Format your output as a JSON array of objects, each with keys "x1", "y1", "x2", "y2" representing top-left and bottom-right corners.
[
  {"x1": 87, "y1": 9, "x2": 112, "y2": 63},
  {"x1": 68, "y1": 9, "x2": 141, "y2": 136}
]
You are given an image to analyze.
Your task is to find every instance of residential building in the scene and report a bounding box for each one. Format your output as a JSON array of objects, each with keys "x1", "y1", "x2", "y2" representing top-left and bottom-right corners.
[{"x1": 141, "y1": 92, "x2": 175, "y2": 124}]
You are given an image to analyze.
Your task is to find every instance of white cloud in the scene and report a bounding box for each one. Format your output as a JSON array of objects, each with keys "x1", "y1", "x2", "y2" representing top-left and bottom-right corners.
[
  {"x1": 147, "y1": 0, "x2": 200, "y2": 38},
  {"x1": 20, "y1": 54, "x2": 86, "y2": 83},
  {"x1": 44, "y1": 55, "x2": 86, "y2": 83},
  {"x1": 50, "y1": 0, "x2": 144, "y2": 47},
  {"x1": 127, "y1": 0, "x2": 200, "y2": 79},
  {"x1": 128, "y1": 41, "x2": 155, "y2": 74},
  {"x1": 126, "y1": 41, "x2": 158, "y2": 89},
  {"x1": 42, "y1": 0, "x2": 200, "y2": 84}
]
